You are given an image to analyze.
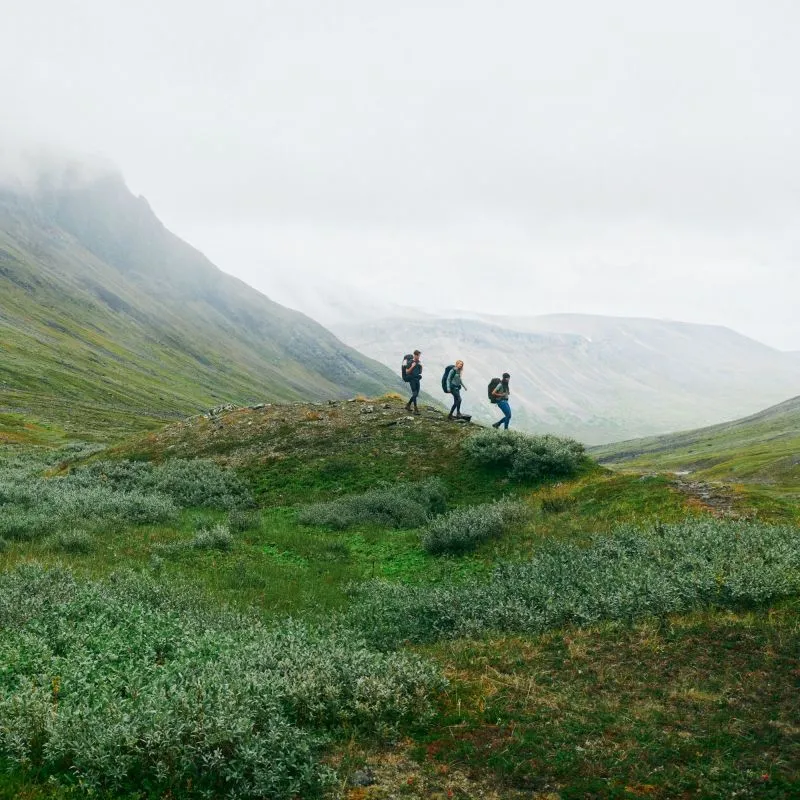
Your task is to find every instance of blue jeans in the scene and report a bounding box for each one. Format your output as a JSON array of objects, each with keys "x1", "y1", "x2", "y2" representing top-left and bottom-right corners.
[
  {"x1": 496, "y1": 399, "x2": 511, "y2": 429},
  {"x1": 407, "y1": 378, "x2": 420, "y2": 407}
]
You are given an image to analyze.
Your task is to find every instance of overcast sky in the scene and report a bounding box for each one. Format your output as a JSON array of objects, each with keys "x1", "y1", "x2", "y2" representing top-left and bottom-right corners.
[{"x1": 2, "y1": 0, "x2": 798, "y2": 349}]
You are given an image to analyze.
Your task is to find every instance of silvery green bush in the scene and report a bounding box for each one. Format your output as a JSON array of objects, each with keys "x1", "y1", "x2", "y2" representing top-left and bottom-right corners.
[
  {"x1": 0, "y1": 480, "x2": 177, "y2": 541},
  {"x1": 298, "y1": 477, "x2": 447, "y2": 530},
  {"x1": 48, "y1": 530, "x2": 94, "y2": 554},
  {"x1": 78, "y1": 457, "x2": 253, "y2": 510},
  {"x1": 0, "y1": 449, "x2": 252, "y2": 542},
  {"x1": 189, "y1": 523, "x2": 234, "y2": 551},
  {"x1": 152, "y1": 524, "x2": 235, "y2": 556},
  {"x1": 350, "y1": 518, "x2": 800, "y2": 648},
  {"x1": 0, "y1": 564, "x2": 445, "y2": 798},
  {"x1": 421, "y1": 499, "x2": 531, "y2": 555},
  {"x1": 463, "y1": 430, "x2": 585, "y2": 481}
]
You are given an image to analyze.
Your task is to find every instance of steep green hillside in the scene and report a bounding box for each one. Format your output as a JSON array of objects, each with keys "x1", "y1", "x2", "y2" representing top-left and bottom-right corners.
[
  {"x1": 592, "y1": 395, "x2": 800, "y2": 494},
  {"x1": 0, "y1": 171, "x2": 402, "y2": 440}
]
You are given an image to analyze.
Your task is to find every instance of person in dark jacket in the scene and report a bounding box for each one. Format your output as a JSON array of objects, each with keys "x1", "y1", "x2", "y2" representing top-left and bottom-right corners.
[
  {"x1": 404, "y1": 350, "x2": 422, "y2": 414},
  {"x1": 491, "y1": 372, "x2": 512, "y2": 429},
  {"x1": 447, "y1": 360, "x2": 466, "y2": 419}
]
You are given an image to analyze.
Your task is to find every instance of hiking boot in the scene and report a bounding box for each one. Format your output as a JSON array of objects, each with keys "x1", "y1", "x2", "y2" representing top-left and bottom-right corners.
[
  {"x1": 413, "y1": 409, "x2": 421, "y2": 416},
  {"x1": 492, "y1": 421, "x2": 502, "y2": 429},
  {"x1": 447, "y1": 413, "x2": 454, "y2": 420}
]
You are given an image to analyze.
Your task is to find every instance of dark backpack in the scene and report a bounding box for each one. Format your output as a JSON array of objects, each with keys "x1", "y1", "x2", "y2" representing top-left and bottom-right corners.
[
  {"x1": 441, "y1": 364, "x2": 455, "y2": 393},
  {"x1": 488, "y1": 377, "x2": 501, "y2": 403},
  {"x1": 401, "y1": 354, "x2": 414, "y2": 382}
]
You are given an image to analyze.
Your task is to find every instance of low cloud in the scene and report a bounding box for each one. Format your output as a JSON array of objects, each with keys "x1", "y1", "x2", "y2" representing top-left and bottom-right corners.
[{"x1": 0, "y1": 138, "x2": 119, "y2": 194}]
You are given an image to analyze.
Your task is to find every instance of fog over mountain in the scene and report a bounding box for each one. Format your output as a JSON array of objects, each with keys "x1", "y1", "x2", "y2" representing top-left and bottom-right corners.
[
  {"x1": 0, "y1": 165, "x2": 402, "y2": 435},
  {"x1": 2, "y1": 1, "x2": 799, "y2": 351}
]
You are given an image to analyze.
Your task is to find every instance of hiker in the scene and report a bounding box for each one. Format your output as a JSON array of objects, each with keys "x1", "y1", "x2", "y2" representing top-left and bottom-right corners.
[
  {"x1": 402, "y1": 350, "x2": 423, "y2": 414},
  {"x1": 490, "y1": 372, "x2": 512, "y2": 429},
  {"x1": 446, "y1": 360, "x2": 466, "y2": 419}
]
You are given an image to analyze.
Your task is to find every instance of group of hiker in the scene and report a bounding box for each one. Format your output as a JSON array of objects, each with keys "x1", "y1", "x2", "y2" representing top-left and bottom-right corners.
[{"x1": 401, "y1": 350, "x2": 512, "y2": 430}]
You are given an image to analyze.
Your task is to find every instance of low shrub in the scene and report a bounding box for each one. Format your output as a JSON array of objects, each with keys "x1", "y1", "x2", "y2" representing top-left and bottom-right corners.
[
  {"x1": 153, "y1": 525, "x2": 234, "y2": 556},
  {"x1": 49, "y1": 530, "x2": 93, "y2": 554},
  {"x1": 349, "y1": 518, "x2": 800, "y2": 648},
  {"x1": 0, "y1": 565, "x2": 445, "y2": 799},
  {"x1": 191, "y1": 524, "x2": 234, "y2": 551},
  {"x1": 463, "y1": 430, "x2": 585, "y2": 481},
  {"x1": 421, "y1": 499, "x2": 531, "y2": 555},
  {"x1": 229, "y1": 509, "x2": 262, "y2": 532},
  {"x1": 298, "y1": 477, "x2": 447, "y2": 530},
  {"x1": 148, "y1": 458, "x2": 252, "y2": 510},
  {"x1": 79, "y1": 458, "x2": 253, "y2": 510},
  {"x1": 0, "y1": 508, "x2": 54, "y2": 541},
  {"x1": 0, "y1": 452, "x2": 251, "y2": 544}
]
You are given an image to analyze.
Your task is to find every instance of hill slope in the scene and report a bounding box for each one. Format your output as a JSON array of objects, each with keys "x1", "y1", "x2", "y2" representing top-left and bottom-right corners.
[
  {"x1": 110, "y1": 396, "x2": 487, "y2": 505},
  {"x1": 0, "y1": 168, "x2": 402, "y2": 438},
  {"x1": 333, "y1": 313, "x2": 800, "y2": 444},
  {"x1": 591, "y1": 394, "x2": 800, "y2": 493}
]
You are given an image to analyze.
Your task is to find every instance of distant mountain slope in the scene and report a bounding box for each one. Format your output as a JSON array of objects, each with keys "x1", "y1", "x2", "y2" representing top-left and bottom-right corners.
[
  {"x1": 0, "y1": 169, "x2": 401, "y2": 438},
  {"x1": 591, "y1": 395, "x2": 800, "y2": 493},
  {"x1": 333, "y1": 314, "x2": 800, "y2": 444}
]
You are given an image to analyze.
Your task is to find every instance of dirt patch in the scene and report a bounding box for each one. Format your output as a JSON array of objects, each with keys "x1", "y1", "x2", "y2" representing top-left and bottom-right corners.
[
  {"x1": 330, "y1": 743, "x2": 557, "y2": 799},
  {"x1": 672, "y1": 479, "x2": 749, "y2": 519}
]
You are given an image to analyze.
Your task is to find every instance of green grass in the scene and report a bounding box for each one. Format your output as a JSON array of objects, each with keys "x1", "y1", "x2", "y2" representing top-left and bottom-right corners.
[
  {"x1": 1, "y1": 402, "x2": 799, "y2": 799},
  {"x1": 592, "y1": 395, "x2": 800, "y2": 498},
  {"x1": 413, "y1": 602, "x2": 799, "y2": 798},
  {"x1": 0, "y1": 412, "x2": 69, "y2": 446}
]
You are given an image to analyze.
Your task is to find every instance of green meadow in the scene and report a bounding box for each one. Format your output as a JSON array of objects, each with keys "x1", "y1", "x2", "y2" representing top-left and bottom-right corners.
[{"x1": 1, "y1": 397, "x2": 798, "y2": 799}]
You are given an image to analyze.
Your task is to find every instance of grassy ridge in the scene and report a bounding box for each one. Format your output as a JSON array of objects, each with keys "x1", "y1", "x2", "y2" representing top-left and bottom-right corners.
[
  {"x1": 109, "y1": 397, "x2": 524, "y2": 506},
  {"x1": 591, "y1": 395, "x2": 800, "y2": 494}
]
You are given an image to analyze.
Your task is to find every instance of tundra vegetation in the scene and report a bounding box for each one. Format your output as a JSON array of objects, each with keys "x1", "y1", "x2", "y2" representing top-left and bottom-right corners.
[{"x1": 0, "y1": 397, "x2": 798, "y2": 799}]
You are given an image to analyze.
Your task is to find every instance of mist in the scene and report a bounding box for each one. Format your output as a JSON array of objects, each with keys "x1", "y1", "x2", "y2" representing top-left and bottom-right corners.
[
  {"x1": 0, "y1": 139, "x2": 118, "y2": 194},
  {"x1": 1, "y1": 0, "x2": 798, "y2": 349}
]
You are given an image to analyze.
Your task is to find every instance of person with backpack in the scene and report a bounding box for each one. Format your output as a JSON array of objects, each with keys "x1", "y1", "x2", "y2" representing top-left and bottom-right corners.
[
  {"x1": 444, "y1": 360, "x2": 466, "y2": 419},
  {"x1": 490, "y1": 372, "x2": 512, "y2": 429},
  {"x1": 401, "y1": 350, "x2": 423, "y2": 414}
]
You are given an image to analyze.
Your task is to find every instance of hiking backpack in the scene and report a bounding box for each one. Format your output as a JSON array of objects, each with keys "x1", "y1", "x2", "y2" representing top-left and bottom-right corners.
[
  {"x1": 487, "y1": 377, "x2": 502, "y2": 403},
  {"x1": 401, "y1": 354, "x2": 414, "y2": 382},
  {"x1": 441, "y1": 364, "x2": 455, "y2": 394}
]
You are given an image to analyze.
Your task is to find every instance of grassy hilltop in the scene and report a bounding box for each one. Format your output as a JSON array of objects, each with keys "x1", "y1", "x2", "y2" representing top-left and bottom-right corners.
[{"x1": 0, "y1": 396, "x2": 798, "y2": 799}]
